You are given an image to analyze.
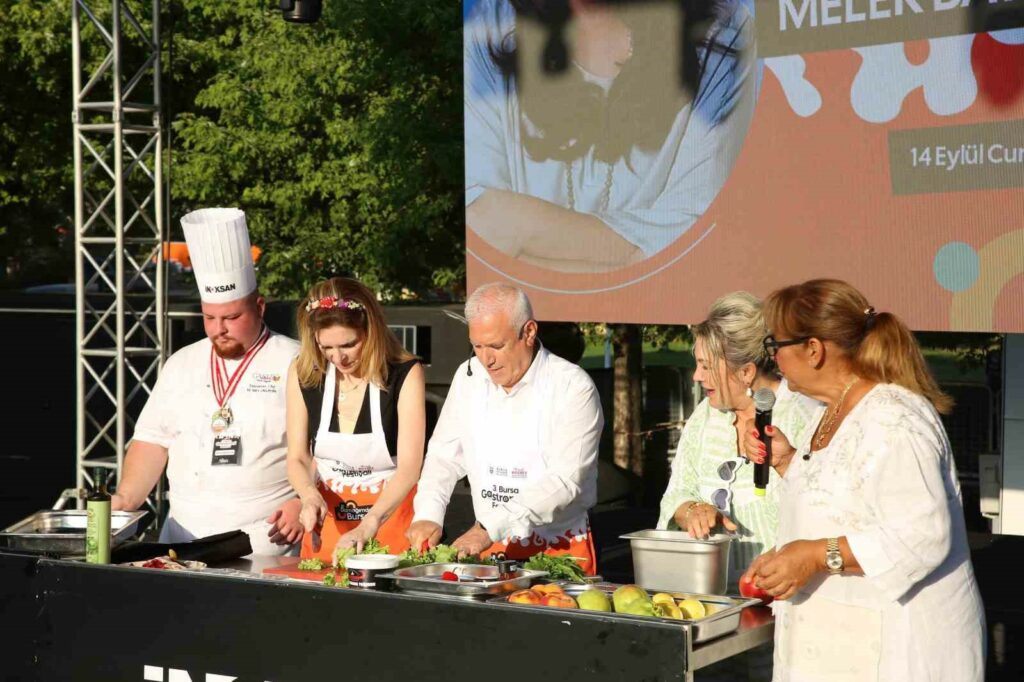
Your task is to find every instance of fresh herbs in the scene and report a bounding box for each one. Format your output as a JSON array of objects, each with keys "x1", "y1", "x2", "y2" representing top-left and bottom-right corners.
[
  {"x1": 332, "y1": 538, "x2": 390, "y2": 569},
  {"x1": 297, "y1": 557, "x2": 326, "y2": 571},
  {"x1": 523, "y1": 554, "x2": 587, "y2": 584},
  {"x1": 320, "y1": 538, "x2": 391, "y2": 588},
  {"x1": 396, "y1": 543, "x2": 496, "y2": 568}
]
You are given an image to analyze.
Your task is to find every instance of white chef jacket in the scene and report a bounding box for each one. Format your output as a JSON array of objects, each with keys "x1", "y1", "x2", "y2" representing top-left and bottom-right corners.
[
  {"x1": 413, "y1": 346, "x2": 602, "y2": 543},
  {"x1": 132, "y1": 332, "x2": 299, "y2": 556},
  {"x1": 773, "y1": 384, "x2": 985, "y2": 682}
]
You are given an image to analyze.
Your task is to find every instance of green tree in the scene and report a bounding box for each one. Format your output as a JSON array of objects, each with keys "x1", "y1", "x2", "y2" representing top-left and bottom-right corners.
[
  {"x1": 169, "y1": 0, "x2": 465, "y2": 299},
  {"x1": 0, "y1": 1, "x2": 75, "y2": 287}
]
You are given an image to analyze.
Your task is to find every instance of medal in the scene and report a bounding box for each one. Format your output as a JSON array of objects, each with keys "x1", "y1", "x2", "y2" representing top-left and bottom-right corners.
[
  {"x1": 211, "y1": 406, "x2": 233, "y2": 433},
  {"x1": 209, "y1": 327, "x2": 270, "y2": 434}
]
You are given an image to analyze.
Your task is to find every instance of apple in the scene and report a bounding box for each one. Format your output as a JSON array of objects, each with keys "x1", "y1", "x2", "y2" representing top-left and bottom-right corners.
[
  {"x1": 738, "y1": 573, "x2": 773, "y2": 605},
  {"x1": 509, "y1": 589, "x2": 542, "y2": 605}
]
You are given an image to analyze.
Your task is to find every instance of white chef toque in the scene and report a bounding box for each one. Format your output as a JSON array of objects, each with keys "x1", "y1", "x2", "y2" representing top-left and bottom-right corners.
[{"x1": 181, "y1": 208, "x2": 258, "y2": 304}]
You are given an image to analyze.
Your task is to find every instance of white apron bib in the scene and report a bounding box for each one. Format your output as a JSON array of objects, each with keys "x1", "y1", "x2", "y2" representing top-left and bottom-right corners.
[{"x1": 313, "y1": 369, "x2": 395, "y2": 492}]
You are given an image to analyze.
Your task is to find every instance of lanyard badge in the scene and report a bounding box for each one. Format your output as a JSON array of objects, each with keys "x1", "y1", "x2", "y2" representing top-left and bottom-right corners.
[{"x1": 209, "y1": 327, "x2": 270, "y2": 433}]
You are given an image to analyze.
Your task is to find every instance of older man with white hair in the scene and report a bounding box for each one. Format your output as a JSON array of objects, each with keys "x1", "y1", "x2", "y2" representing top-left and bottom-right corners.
[{"x1": 407, "y1": 283, "x2": 603, "y2": 571}]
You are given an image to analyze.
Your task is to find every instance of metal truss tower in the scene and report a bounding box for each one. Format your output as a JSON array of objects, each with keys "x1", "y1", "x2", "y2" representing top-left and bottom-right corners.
[{"x1": 71, "y1": 0, "x2": 165, "y2": 516}]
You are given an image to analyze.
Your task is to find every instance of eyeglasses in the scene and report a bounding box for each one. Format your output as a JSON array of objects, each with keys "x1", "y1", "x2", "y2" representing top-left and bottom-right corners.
[
  {"x1": 763, "y1": 335, "x2": 811, "y2": 358},
  {"x1": 710, "y1": 457, "x2": 746, "y2": 513}
]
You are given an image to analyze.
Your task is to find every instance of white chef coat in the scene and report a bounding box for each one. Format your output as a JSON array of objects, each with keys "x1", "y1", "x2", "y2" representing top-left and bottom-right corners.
[
  {"x1": 413, "y1": 346, "x2": 602, "y2": 543},
  {"x1": 132, "y1": 332, "x2": 299, "y2": 556},
  {"x1": 772, "y1": 384, "x2": 985, "y2": 682}
]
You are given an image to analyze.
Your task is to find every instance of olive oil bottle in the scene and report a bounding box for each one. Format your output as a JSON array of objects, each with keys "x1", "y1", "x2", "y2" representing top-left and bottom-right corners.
[{"x1": 85, "y1": 468, "x2": 111, "y2": 563}]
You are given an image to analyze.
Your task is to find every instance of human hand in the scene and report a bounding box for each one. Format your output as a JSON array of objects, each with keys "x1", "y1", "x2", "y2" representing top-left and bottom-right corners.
[
  {"x1": 751, "y1": 540, "x2": 823, "y2": 601},
  {"x1": 335, "y1": 515, "x2": 381, "y2": 553},
  {"x1": 298, "y1": 488, "x2": 328, "y2": 541},
  {"x1": 740, "y1": 547, "x2": 776, "y2": 593},
  {"x1": 451, "y1": 523, "x2": 492, "y2": 558},
  {"x1": 405, "y1": 520, "x2": 442, "y2": 552},
  {"x1": 743, "y1": 424, "x2": 796, "y2": 474},
  {"x1": 674, "y1": 501, "x2": 737, "y2": 540},
  {"x1": 266, "y1": 498, "x2": 304, "y2": 546},
  {"x1": 111, "y1": 493, "x2": 129, "y2": 512}
]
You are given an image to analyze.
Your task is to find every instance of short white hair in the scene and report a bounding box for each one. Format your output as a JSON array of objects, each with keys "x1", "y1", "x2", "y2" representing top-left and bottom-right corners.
[{"x1": 465, "y1": 282, "x2": 534, "y2": 333}]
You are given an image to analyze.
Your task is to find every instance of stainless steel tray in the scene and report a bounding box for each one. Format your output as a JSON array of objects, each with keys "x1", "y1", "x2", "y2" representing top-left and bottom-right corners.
[
  {"x1": 0, "y1": 509, "x2": 147, "y2": 554},
  {"x1": 378, "y1": 562, "x2": 547, "y2": 599},
  {"x1": 489, "y1": 581, "x2": 759, "y2": 643}
]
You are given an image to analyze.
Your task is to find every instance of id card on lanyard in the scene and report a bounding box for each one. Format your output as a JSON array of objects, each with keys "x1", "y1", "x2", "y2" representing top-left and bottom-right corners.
[
  {"x1": 207, "y1": 327, "x2": 269, "y2": 465},
  {"x1": 211, "y1": 430, "x2": 243, "y2": 466}
]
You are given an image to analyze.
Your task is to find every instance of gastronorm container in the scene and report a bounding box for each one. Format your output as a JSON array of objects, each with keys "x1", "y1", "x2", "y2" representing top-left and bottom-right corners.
[
  {"x1": 0, "y1": 509, "x2": 147, "y2": 554},
  {"x1": 489, "y1": 581, "x2": 759, "y2": 643},
  {"x1": 378, "y1": 562, "x2": 547, "y2": 599},
  {"x1": 620, "y1": 530, "x2": 732, "y2": 594}
]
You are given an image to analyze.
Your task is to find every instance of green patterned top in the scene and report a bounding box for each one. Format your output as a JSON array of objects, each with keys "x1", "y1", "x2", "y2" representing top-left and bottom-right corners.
[{"x1": 657, "y1": 381, "x2": 822, "y2": 584}]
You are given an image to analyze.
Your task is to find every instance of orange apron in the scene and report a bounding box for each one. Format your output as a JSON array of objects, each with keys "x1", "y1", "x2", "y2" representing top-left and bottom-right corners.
[
  {"x1": 481, "y1": 527, "x2": 597, "y2": 576},
  {"x1": 470, "y1": 352, "x2": 597, "y2": 576},
  {"x1": 300, "y1": 371, "x2": 413, "y2": 561}
]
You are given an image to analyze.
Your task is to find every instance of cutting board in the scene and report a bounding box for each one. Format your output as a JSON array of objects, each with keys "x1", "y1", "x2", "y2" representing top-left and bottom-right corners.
[{"x1": 261, "y1": 557, "x2": 340, "y2": 582}]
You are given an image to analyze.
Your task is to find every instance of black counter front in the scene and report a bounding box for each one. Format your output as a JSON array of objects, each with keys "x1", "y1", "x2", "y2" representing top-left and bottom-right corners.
[{"x1": 0, "y1": 551, "x2": 773, "y2": 682}]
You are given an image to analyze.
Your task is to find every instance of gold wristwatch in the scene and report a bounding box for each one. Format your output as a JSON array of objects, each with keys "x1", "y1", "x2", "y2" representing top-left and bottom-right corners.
[{"x1": 825, "y1": 537, "x2": 844, "y2": 574}]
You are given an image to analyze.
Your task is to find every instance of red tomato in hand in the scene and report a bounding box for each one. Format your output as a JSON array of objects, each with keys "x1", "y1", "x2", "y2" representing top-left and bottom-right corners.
[{"x1": 739, "y1": 573, "x2": 773, "y2": 605}]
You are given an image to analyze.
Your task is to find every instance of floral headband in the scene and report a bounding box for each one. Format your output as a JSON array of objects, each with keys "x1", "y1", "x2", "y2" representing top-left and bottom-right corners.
[{"x1": 305, "y1": 296, "x2": 364, "y2": 313}]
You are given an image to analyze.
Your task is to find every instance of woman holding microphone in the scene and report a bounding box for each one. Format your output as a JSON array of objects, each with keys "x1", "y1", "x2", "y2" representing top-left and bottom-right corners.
[
  {"x1": 658, "y1": 292, "x2": 820, "y2": 586},
  {"x1": 744, "y1": 279, "x2": 984, "y2": 681}
]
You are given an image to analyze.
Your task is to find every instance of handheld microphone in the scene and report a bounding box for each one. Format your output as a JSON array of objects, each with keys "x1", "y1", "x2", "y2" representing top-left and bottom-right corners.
[{"x1": 752, "y1": 388, "x2": 776, "y2": 497}]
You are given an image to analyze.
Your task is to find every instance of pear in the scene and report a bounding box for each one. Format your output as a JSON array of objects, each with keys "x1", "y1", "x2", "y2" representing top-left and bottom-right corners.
[
  {"x1": 654, "y1": 601, "x2": 684, "y2": 620},
  {"x1": 651, "y1": 593, "x2": 675, "y2": 605},
  {"x1": 621, "y1": 598, "x2": 656, "y2": 617},
  {"x1": 677, "y1": 598, "x2": 707, "y2": 619},
  {"x1": 577, "y1": 589, "x2": 613, "y2": 612},
  {"x1": 612, "y1": 584, "x2": 649, "y2": 613}
]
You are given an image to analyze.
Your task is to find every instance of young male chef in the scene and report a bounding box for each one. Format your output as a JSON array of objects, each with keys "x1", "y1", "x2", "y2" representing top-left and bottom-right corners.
[
  {"x1": 406, "y1": 283, "x2": 603, "y2": 572},
  {"x1": 112, "y1": 208, "x2": 303, "y2": 555}
]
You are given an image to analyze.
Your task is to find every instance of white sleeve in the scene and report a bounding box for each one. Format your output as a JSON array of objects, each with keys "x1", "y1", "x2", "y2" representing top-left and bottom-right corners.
[
  {"x1": 845, "y1": 415, "x2": 956, "y2": 603},
  {"x1": 476, "y1": 371, "x2": 603, "y2": 542},
  {"x1": 464, "y1": 0, "x2": 514, "y2": 206},
  {"x1": 411, "y1": 366, "x2": 470, "y2": 526},
  {"x1": 131, "y1": 353, "x2": 185, "y2": 448}
]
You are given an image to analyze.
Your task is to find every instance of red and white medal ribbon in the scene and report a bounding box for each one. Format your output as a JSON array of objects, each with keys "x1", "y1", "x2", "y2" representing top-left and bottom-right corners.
[{"x1": 209, "y1": 326, "x2": 270, "y2": 432}]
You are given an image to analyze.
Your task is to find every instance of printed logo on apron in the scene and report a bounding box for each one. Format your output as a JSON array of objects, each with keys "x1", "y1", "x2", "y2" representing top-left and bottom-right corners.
[{"x1": 334, "y1": 498, "x2": 373, "y2": 522}]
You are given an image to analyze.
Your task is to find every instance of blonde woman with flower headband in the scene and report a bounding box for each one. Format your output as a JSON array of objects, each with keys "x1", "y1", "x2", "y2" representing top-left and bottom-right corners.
[{"x1": 286, "y1": 277, "x2": 425, "y2": 560}]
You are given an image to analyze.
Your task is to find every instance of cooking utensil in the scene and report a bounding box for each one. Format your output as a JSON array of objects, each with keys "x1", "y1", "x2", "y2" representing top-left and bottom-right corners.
[
  {"x1": 0, "y1": 510, "x2": 147, "y2": 555},
  {"x1": 620, "y1": 529, "x2": 732, "y2": 594},
  {"x1": 379, "y1": 562, "x2": 546, "y2": 599}
]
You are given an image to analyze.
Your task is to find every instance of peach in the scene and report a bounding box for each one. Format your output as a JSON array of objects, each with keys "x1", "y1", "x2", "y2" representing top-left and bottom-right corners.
[
  {"x1": 541, "y1": 593, "x2": 579, "y2": 609},
  {"x1": 531, "y1": 584, "x2": 564, "y2": 596},
  {"x1": 509, "y1": 589, "x2": 542, "y2": 605}
]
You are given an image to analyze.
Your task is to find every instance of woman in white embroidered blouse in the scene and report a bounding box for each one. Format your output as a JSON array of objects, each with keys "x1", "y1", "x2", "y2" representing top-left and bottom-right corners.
[
  {"x1": 743, "y1": 279, "x2": 984, "y2": 682},
  {"x1": 658, "y1": 292, "x2": 819, "y2": 586}
]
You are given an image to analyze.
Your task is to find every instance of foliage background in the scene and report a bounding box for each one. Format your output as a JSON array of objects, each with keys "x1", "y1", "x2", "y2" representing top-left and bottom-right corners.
[{"x1": 0, "y1": 0, "x2": 465, "y2": 299}]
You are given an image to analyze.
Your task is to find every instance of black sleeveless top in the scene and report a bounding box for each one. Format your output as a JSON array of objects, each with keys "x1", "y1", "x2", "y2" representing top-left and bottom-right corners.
[{"x1": 300, "y1": 359, "x2": 419, "y2": 458}]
